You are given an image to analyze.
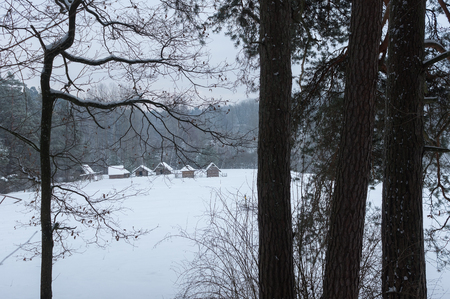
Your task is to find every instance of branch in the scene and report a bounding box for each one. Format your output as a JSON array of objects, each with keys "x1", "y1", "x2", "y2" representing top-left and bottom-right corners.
[
  {"x1": 0, "y1": 194, "x2": 23, "y2": 204},
  {"x1": 60, "y1": 51, "x2": 202, "y2": 74},
  {"x1": 424, "y1": 96, "x2": 438, "y2": 104},
  {"x1": 0, "y1": 231, "x2": 38, "y2": 266},
  {"x1": 430, "y1": 215, "x2": 450, "y2": 233},
  {"x1": 423, "y1": 40, "x2": 450, "y2": 68},
  {"x1": 50, "y1": 89, "x2": 164, "y2": 110},
  {"x1": 82, "y1": 2, "x2": 150, "y2": 33},
  {"x1": 0, "y1": 125, "x2": 40, "y2": 152},
  {"x1": 424, "y1": 146, "x2": 450, "y2": 153},
  {"x1": 438, "y1": 0, "x2": 450, "y2": 25}
]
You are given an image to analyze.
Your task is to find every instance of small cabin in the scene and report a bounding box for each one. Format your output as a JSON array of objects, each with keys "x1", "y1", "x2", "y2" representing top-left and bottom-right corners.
[
  {"x1": 181, "y1": 165, "x2": 196, "y2": 178},
  {"x1": 108, "y1": 165, "x2": 131, "y2": 179},
  {"x1": 80, "y1": 164, "x2": 102, "y2": 181},
  {"x1": 154, "y1": 162, "x2": 174, "y2": 175},
  {"x1": 133, "y1": 165, "x2": 153, "y2": 177},
  {"x1": 206, "y1": 163, "x2": 220, "y2": 178}
]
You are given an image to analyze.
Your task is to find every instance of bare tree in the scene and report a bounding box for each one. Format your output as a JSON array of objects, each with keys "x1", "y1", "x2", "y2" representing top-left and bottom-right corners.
[{"x1": 0, "y1": 1, "x2": 237, "y2": 298}]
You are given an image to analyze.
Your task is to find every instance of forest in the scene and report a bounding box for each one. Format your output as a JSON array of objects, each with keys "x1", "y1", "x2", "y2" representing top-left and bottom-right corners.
[
  {"x1": 0, "y1": 74, "x2": 258, "y2": 193},
  {"x1": 2, "y1": 0, "x2": 450, "y2": 298}
]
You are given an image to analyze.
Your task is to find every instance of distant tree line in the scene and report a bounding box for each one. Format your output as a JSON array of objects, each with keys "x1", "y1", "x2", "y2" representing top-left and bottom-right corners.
[{"x1": 0, "y1": 75, "x2": 258, "y2": 193}]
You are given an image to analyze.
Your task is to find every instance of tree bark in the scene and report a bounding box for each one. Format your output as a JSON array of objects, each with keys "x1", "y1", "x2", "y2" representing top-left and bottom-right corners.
[
  {"x1": 40, "y1": 51, "x2": 55, "y2": 299},
  {"x1": 322, "y1": 1, "x2": 382, "y2": 298},
  {"x1": 257, "y1": 0, "x2": 295, "y2": 298},
  {"x1": 382, "y1": 0, "x2": 427, "y2": 298},
  {"x1": 38, "y1": 3, "x2": 81, "y2": 298},
  {"x1": 40, "y1": 90, "x2": 54, "y2": 299}
]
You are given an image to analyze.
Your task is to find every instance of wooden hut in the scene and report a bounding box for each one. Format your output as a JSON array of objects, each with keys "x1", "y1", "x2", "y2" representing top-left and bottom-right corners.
[
  {"x1": 154, "y1": 162, "x2": 174, "y2": 175},
  {"x1": 80, "y1": 164, "x2": 102, "y2": 181},
  {"x1": 206, "y1": 163, "x2": 220, "y2": 178},
  {"x1": 108, "y1": 165, "x2": 130, "y2": 179},
  {"x1": 132, "y1": 165, "x2": 153, "y2": 177},
  {"x1": 181, "y1": 165, "x2": 196, "y2": 178}
]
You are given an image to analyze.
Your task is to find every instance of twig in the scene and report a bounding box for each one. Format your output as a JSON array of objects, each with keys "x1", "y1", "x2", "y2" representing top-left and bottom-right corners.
[{"x1": 0, "y1": 231, "x2": 38, "y2": 266}]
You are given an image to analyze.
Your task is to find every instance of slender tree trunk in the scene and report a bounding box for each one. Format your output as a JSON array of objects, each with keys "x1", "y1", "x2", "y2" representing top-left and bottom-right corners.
[
  {"x1": 257, "y1": 0, "x2": 295, "y2": 298},
  {"x1": 40, "y1": 97, "x2": 54, "y2": 299},
  {"x1": 40, "y1": 57, "x2": 55, "y2": 299},
  {"x1": 39, "y1": 36, "x2": 58, "y2": 296},
  {"x1": 382, "y1": 0, "x2": 427, "y2": 298},
  {"x1": 37, "y1": 3, "x2": 80, "y2": 297},
  {"x1": 322, "y1": 1, "x2": 382, "y2": 298}
]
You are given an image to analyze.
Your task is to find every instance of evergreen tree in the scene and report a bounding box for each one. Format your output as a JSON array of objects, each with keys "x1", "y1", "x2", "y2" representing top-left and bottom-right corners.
[
  {"x1": 257, "y1": 0, "x2": 295, "y2": 298},
  {"x1": 322, "y1": 1, "x2": 382, "y2": 298},
  {"x1": 382, "y1": 0, "x2": 427, "y2": 297}
]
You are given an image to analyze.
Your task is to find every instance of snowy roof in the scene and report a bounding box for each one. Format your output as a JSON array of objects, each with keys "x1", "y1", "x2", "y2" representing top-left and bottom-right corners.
[
  {"x1": 81, "y1": 164, "x2": 96, "y2": 175},
  {"x1": 132, "y1": 165, "x2": 153, "y2": 173},
  {"x1": 108, "y1": 165, "x2": 130, "y2": 175},
  {"x1": 206, "y1": 162, "x2": 220, "y2": 171},
  {"x1": 180, "y1": 165, "x2": 196, "y2": 171},
  {"x1": 154, "y1": 162, "x2": 174, "y2": 172}
]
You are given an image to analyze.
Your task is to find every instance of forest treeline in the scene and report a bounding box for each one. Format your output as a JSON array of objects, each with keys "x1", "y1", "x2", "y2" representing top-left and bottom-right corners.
[{"x1": 0, "y1": 74, "x2": 258, "y2": 193}]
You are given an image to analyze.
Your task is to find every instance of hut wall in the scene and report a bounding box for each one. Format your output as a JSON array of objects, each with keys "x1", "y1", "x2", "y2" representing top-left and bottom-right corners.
[
  {"x1": 182, "y1": 171, "x2": 195, "y2": 178},
  {"x1": 207, "y1": 168, "x2": 220, "y2": 177}
]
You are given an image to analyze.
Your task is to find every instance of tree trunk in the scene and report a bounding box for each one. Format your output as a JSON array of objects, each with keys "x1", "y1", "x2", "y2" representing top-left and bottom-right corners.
[
  {"x1": 322, "y1": 1, "x2": 382, "y2": 298},
  {"x1": 40, "y1": 50, "x2": 55, "y2": 299},
  {"x1": 257, "y1": 0, "x2": 295, "y2": 298},
  {"x1": 40, "y1": 96, "x2": 54, "y2": 299},
  {"x1": 382, "y1": 0, "x2": 427, "y2": 298}
]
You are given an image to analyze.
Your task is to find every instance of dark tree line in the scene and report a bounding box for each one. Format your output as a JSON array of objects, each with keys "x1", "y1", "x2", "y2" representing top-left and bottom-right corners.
[{"x1": 0, "y1": 75, "x2": 259, "y2": 192}]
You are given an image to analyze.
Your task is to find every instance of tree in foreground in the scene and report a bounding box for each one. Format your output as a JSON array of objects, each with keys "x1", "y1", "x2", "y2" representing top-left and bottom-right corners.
[
  {"x1": 0, "y1": 1, "x2": 233, "y2": 298},
  {"x1": 322, "y1": 0, "x2": 382, "y2": 298},
  {"x1": 257, "y1": 0, "x2": 295, "y2": 298},
  {"x1": 382, "y1": 0, "x2": 427, "y2": 297}
]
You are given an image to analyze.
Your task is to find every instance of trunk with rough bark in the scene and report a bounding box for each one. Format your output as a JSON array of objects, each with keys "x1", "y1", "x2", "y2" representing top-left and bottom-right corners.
[
  {"x1": 382, "y1": 0, "x2": 427, "y2": 298},
  {"x1": 322, "y1": 1, "x2": 382, "y2": 298},
  {"x1": 257, "y1": 0, "x2": 295, "y2": 298}
]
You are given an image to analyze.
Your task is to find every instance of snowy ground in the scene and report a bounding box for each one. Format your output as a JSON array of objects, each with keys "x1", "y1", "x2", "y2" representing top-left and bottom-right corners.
[{"x1": 0, "y1": 169, "x2": 449, "y2": 298}]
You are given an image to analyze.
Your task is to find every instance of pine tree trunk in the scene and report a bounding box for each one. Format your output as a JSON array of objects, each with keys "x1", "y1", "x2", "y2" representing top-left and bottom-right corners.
[
  {"x1": 257, "y1": 0, "x2": 295, "y2": 298},
  {"x1": 322, "y1": 1, "x2": 382, "y2": 298},
  {"x1": 382, "y1": 0, "x2": 427, "y2": 298}
]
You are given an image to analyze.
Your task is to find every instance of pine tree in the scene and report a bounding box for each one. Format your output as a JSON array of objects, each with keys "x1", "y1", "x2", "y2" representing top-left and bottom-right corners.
[{"x1": 382, "y1": 0, "x2": 427, "y2": 297}]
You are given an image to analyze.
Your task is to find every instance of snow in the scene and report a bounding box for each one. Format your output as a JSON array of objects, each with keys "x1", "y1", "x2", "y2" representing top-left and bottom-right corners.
[
  {"x1": 205, "y1": 162, "x2": 220, "y2": 171},
  {"x1": 108, "y1": 165, "x2": 130, "y2": 176},
  {"x1": 180, "y1": 165, "x2": 195, "y2": 171},
  {"x1": 0, "y1": 169, "x2": 257, "y2": 299},
  {"x1": 81, "y1": 164, "x2": 96, "y2": 175},
  {"x1": 132, "y1": 165, "x2": 153, "y2": 174},
  {"x1": 154, "y1": 162, "x2": 174, "y2": 172},
  {"x1": 0, "y1": 170, "x2": 449, "y2": 298}
]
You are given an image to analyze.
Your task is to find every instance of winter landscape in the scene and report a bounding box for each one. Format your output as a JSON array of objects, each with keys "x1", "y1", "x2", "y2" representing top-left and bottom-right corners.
[
  {"x1": 0, "y1": 169, "x2": 255, "y2": 299},
  {"x1": 0, "y1": 169, "x2": 449, "y2": 299},
  {"x1": 2, "y1": 0, "x2": 450, "y2": 297}
]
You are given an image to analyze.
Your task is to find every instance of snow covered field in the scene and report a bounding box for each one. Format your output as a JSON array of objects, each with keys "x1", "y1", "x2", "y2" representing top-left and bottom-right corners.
[
  {"x1": 1, "y1": 169, "x2": 257, "y2": 299},
  {"x1": 0, "y1": 169, "x2": 448, "y2": 298}
]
